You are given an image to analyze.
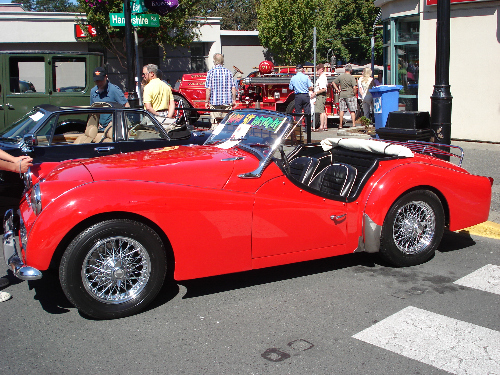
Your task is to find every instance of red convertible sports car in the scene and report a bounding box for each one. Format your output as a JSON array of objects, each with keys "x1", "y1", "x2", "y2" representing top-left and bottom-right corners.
[{"x1": 3, "y1": 109, "x2": 493, "y2": 319}]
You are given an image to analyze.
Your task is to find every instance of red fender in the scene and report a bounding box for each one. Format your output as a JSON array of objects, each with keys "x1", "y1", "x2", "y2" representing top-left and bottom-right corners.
[{"x1": 363, "y1": 161, "x2": 491, "y2": 231}]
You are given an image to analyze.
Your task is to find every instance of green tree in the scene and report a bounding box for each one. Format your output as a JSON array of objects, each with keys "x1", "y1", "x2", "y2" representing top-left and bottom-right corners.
[
  {"x1": 76, "y1": 0, "x2": 202, "y2": 68},
  {"x1": 13, "y1": 0, "x2": 80, "y2": 12},
  {"x1": 257, "y1": 0, "x2": 318, "y2": 65},
  {"x1": 257, "y1": 0, "x2": 382, "y2": 65},
  {"x1": 200, "y1": 0, "x2": 258, "y2": 30}
]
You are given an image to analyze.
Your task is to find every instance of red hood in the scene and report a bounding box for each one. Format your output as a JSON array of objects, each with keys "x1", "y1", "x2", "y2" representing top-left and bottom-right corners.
[{"x1": 77, "y1": 145, "x2": 252, "y2": 189}]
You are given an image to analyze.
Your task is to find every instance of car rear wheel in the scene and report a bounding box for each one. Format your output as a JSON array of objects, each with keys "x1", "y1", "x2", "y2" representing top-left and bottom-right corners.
[
  {"x1": 380, "y1": 190, "x2": 444, "y2": 267},
  {"x1": 59, "y1": 219, "x2": 167, "y2": 319}
]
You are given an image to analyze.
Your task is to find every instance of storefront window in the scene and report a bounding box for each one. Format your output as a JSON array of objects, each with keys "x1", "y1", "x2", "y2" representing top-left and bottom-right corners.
[{"x1": 383, "y1": 16, "x2": 419, "y2": 111}]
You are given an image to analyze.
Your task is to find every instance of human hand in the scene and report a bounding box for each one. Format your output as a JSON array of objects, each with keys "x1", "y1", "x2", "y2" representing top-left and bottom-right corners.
[{"x1": 18, "y1": 156, "x2": 33, "y2": 174}]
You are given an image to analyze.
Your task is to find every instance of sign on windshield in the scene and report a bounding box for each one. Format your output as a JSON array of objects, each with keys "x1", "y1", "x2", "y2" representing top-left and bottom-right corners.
[{"x1": 206, "y1": 110, "x2": 289, "y2": 150}]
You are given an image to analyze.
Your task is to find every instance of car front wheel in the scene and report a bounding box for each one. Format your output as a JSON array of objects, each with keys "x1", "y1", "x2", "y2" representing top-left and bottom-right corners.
[
  {"x1": 380, "y1": 190, "x2": 445, "y2": 267},
  {"x1": 59, "y1": 219, "x2": 167, "y2": 319}
]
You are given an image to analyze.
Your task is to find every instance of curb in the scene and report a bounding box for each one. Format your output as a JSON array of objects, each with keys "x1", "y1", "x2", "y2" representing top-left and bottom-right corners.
[{"x1": 456, "y1": 221, "x2": 500, "y2": 240}]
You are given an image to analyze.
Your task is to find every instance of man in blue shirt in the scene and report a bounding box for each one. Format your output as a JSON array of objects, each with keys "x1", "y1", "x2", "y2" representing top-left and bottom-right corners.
[
  {"x1": 289, "y1": 64, "x2": 313, "y2": 116},
  {"x1": 90, "y1": 67, "x2": 129, "y2": 127}
]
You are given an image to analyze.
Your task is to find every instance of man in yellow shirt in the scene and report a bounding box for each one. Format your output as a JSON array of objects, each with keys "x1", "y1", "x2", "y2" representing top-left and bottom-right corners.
[{"x1": 142, "y1": 64, "x2": 176, "y2": 128}]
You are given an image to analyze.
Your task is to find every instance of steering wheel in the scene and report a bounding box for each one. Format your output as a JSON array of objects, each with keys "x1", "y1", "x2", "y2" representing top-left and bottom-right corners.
[{"x1": 233, "y1": 66, "x2": 244, "y2": 74}]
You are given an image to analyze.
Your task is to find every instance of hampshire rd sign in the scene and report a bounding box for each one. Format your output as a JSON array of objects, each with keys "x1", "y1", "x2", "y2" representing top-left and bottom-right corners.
[{"x1": 109, "y1": 13, "x2": 160, "y2": 27}]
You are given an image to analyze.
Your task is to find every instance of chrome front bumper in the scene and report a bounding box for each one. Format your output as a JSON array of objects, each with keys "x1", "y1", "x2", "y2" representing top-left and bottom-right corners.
[{"x1": 3, "y1": 209, "x2": 42, "y2": 280}]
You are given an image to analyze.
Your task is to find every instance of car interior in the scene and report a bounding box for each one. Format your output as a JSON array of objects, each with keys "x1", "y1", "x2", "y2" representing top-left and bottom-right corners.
[{"x1": 283, "y1": 144, "x2": 385, "y2": 201}]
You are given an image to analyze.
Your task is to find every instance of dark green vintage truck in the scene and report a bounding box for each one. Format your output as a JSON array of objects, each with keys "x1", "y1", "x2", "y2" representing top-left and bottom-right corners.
[{"x1": 0, "y1": 51, "x2": 103, "y2": 130}]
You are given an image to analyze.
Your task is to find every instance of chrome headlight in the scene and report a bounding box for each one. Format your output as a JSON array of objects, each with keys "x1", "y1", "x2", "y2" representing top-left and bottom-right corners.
[
  {"x1": 30, "y1": 183, "x2": 42, "y2": 215},
  {"x1": 23, "y1": 167, "x2": 32, "y2": 191}
]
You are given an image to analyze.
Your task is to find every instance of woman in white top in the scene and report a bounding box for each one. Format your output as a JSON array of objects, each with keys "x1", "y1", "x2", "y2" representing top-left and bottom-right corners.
[{"x1": 357, "y1": 67, "x2": 374, "y2": 119}]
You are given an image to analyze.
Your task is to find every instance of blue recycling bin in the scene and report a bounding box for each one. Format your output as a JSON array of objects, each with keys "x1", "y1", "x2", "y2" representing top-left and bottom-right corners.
[{"x1": 369, "y1": 85, "x2": 403, "y2": 129}]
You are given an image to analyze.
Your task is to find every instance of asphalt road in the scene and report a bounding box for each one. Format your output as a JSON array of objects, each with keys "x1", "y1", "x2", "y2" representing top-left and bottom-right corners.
[
  {"x1": 1, "y1": 232, "x2": 498, "y2": 374},
  {"x1": 1, "y1": 137, "x2": 499, "y2": 375}
]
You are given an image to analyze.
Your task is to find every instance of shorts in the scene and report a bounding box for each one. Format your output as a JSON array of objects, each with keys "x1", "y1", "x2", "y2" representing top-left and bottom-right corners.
[
  {"x1": 339, "y1": 96, "x2": 357, "y2": 113},
  {"x1": 314, "y1": 94, "x2": 326, "y2": 113},
  {"x1": 209, "y1": 104, "x2": 232, "y2": 125}
]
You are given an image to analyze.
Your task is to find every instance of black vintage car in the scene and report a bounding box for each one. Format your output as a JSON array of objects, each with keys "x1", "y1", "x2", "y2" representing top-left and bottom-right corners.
[{"x1": 0, "y1": 103, "x2": 210, "y2": 218}]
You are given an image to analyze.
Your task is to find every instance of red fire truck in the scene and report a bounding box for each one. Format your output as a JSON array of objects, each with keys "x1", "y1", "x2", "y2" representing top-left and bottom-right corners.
[{"x1": 172, "y1": 61, "x2": 342, "y2": 125}]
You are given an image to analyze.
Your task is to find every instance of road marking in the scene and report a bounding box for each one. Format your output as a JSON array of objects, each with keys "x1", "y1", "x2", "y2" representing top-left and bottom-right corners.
[
  {"x1": 353, "y1": 306, "x2": 500, "y2": 374},
  {"x1": 454, "y1": 264, "x2": 500, "y2": 295},
  {"x1": 457, "y1": 221, "x2": 500, "y2": 240}
]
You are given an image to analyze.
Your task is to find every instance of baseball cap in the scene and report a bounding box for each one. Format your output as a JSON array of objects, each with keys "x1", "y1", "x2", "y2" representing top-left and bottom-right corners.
[
  {"x1": 296, "y1": 64, "x2": 303, "y2": 69},
  {"x1": 93, "y1": 67, "x2": 107, "y2": 81}
]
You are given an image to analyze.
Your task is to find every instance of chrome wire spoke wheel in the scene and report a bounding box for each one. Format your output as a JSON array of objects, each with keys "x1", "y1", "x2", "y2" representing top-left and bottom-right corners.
[
  {"x1": 392, "y1": 200, "x2": 436, "y2": 255},
  {"x1": 82, "y1": 236, "x2": 151, "y2": 304}
]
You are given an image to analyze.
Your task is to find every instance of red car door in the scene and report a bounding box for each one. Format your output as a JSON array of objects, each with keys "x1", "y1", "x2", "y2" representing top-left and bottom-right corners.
[{"x1": 252, "y1": 175, "x2": 347, "y2": 260}]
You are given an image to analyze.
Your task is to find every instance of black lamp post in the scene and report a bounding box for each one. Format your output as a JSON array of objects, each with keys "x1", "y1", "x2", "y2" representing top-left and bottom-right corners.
[{"x1": 430, "y1": 0, "x2": 452, "y2": 152}]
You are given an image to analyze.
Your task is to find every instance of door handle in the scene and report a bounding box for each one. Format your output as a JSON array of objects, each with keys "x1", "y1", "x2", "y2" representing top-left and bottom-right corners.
[
  {"x1": 5, "y1": 103, "x2": 14, "y2": 109},
  {"x1": 330, "y1": 214, "x2": 346, "y2": 221},
  {"x1": 94, "y1": 146, "x2": 115, "y2": 153}
]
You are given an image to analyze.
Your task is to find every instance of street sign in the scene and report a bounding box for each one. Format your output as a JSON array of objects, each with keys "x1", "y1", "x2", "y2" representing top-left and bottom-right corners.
[
  {"x1": 131, "y1": 0, "x2": 146, "y2": 14},
  {"x1": 110, "y1": 13, "x2": 160, "y2": 27}
]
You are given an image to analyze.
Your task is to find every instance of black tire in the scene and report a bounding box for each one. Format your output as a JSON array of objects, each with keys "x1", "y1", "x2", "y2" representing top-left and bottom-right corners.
[
  {"x1": 379, "y1": 190, "x2": 444, "y2": 267},
  {"x1": 59, "y1": 219, "x2": 167, "y2": 319}
]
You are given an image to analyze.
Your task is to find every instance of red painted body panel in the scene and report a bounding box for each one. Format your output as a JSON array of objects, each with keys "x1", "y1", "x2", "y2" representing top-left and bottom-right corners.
[
  {"x1": 79, "y1": 146, "x2": 241, "y2": 189},
  {"x1": 21, "y1": 180, "x2": 256, "y2": 279},
  {"x1": 252, "y1": 175, "x2": 348, "y2": 257},
  {"x1": 363, "y1": 156, "x2": 492, "y2": 230}
]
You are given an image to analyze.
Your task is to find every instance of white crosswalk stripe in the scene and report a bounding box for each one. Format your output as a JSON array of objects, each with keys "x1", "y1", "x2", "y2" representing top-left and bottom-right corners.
[
  {"x1": 353, "y1": 265, "x2": 500, "y2": 375},
  {"x1": 454, "y1": 264, "x2": 500, "y2": 295}
]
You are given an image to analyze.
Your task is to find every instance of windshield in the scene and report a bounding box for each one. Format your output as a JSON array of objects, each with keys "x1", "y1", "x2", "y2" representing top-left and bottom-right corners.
[
  {"x1": 0, "y1": 109, "x2": 47, "y2": 141},
  {"x1": 204, "y1": 110, "x2": 292, "y2": 159}
]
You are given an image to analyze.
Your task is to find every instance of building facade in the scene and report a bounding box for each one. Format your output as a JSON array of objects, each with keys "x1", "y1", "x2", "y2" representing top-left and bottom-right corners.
[
  {"x1": 0, "y1": 4, "x2": 266, "y2": 95},
  {"x1": 375, "y1": 0, "x2": 500, "y2": 142}
]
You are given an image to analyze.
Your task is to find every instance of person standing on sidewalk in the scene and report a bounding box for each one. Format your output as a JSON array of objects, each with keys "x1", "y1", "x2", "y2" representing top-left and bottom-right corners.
[
  {"x1": 0, "y1": 149, "x2": 33, "y2": 302},
  {"x1": 358, "y1": 67, "x2": 374, "y2": 119},
  {"x1": 205, "y1": 53, "x2": 237, "y2": 129},
  {"x1": 289, "y1": 64, "x2": 313, "y2": 118},
  {"x1": 313, "y1": 63, "x2": 328, "y2": 131},
  {"x1": 333, "y1": 64, "x2": 358, "y2": 129}
]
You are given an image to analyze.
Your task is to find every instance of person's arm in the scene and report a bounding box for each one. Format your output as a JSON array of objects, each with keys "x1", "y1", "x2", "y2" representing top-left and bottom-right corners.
[
  {"x1": 205, "y1": 88, "x2": 211, "y2": 109},
  {"x1": 144, "y1": 102, "x2": 157, "y2": 115},
  {"x1": 231, "y1": 87, "x2": 237, "y2": 108},
  {"x1": 167, "y1": 97, "x2": 175, "y2": 118},
  {"x1": 0, "y1": 150, "x2": 33, "y2": 174}
]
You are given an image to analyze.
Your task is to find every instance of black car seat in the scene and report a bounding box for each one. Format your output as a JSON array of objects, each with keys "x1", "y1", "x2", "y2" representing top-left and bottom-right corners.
[
  {"x1": 308, "y1": 163, "x2": 357, "y2": 198},
  {"x1": 289, "y1": 156, "x2": 320, "y2": 184}
]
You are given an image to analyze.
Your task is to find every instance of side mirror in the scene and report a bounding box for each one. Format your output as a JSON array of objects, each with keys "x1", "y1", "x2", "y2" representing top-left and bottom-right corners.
[{"x1": 21, "y1": 134, "x2": 37, "y2": 153}]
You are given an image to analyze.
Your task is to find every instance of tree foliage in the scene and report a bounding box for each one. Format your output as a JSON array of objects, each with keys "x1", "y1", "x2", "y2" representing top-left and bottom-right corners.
[
  {"x1": 257, "y1": 0, "x2": 382, "y2": 66},
  {"x1": 199, "y1": 0, "x2": 258, "y2": 30},
  {"x1": 76, "y1": 0, "x2": 202, "y2": 68},
  {"x1": 12, "y1": 0, "x2": 79, "y2": 12}
]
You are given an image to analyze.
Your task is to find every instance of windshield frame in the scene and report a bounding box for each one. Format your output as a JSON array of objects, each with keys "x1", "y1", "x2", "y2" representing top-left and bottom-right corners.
[
  {"x1": 204, "y1": 109, "x2": 295, "y2": 178},
  {"x1": 0, "y1": 107, "x2": 51, "y2": 142}
]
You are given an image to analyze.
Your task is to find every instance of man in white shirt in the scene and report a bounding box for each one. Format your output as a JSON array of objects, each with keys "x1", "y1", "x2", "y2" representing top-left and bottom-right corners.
[{"x1": 313, "y1": 63, "x2": 328, "y2": 131}]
